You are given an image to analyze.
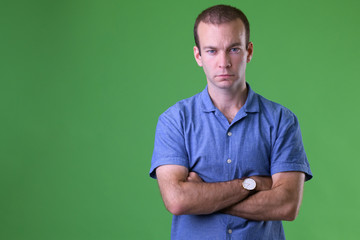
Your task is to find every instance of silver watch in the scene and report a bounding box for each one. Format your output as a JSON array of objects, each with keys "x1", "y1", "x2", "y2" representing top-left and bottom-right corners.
[{"x1": 242, "y1": 178, "x2": 256, "y2": 191}]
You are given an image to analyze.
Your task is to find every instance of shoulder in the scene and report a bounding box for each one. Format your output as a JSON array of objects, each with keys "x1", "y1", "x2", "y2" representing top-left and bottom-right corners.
[
  {"x1": 256, "y1": 93, "x2": 298, "y2": 127},
  {"x1": 159, "y1": 91, "x2": 203, "y2": 122}
]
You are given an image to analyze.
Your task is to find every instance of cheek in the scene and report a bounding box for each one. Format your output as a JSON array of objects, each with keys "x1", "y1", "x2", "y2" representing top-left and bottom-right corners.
[
  {"x1": 202, "y1": 64, "x2": 210, "y2": 76},
  {"x1": 201, "y1": 59, "x2": 214, "y2": 72},
  {"x1": 204, "y1": 57, "x2": 217, "y2": 68},
  {"x1": 233, "y1": 56, "x2": 247, "y2": 67}
]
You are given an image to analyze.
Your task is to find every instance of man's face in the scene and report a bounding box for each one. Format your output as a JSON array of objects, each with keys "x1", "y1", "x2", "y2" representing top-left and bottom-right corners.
[{"x1": 194, "y1": 19, "x2": 253, "y2": 91}]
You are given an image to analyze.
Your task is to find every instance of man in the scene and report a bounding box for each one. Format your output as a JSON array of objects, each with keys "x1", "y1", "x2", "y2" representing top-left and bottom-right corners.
[{"x1": 150, "y1": 4, "x2": 312, "y2": 239}]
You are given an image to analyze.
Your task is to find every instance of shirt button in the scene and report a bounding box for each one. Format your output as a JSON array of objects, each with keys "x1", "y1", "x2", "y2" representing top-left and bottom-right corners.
[
  {"x1": 227, "y1": 132, "x2": 232, "y2": 136},
  {"x1": 227, "y1": 159, "x2": 232, "y2": 164},
  {"x1": 228, "y1": 229, "x2": 232, "y2": 234}
]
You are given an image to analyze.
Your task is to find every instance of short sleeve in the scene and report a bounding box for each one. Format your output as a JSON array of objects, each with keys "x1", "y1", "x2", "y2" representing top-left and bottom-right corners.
[
  {"x1": 149, "y1": 110, "x2": 189, "y2": 179},
  {"x1": 270, "y1": 110, "x2": 313, "y2": 181}
]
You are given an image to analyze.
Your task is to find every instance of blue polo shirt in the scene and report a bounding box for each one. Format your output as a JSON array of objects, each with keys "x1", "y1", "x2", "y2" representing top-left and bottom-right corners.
[{"x1": 150, "y1": 84, "x2": 312, "y2": 240}]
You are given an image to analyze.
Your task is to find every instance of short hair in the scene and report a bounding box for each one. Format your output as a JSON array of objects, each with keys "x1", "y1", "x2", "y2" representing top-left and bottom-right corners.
[{"x1": 194, "y1": 5, "x2": 250, "y2": 54}]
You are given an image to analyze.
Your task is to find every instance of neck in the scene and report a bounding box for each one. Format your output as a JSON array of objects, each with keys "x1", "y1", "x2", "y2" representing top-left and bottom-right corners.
[{"x1": 207, "y1": 82, "x2": 248, "y2": 122}]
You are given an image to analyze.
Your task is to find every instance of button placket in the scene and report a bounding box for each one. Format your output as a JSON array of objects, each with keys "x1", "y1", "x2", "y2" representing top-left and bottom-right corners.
[{"x1": 225, "y1": 128, "x2": 233, "y2": 180}]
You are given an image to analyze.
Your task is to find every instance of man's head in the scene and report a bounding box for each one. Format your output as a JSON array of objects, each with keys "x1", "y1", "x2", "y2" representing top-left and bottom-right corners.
[
  {"x1": 193, "y1": 5, "x2": 253, "y2": 92},
  {"x1": 194, "y1": 5, "x2": 250, "y2": 54}
]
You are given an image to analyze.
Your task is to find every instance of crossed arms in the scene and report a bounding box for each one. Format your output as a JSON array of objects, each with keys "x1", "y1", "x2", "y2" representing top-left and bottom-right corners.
[{"x1": 156, "y1": 164, "x2": 305, "y2": 221}]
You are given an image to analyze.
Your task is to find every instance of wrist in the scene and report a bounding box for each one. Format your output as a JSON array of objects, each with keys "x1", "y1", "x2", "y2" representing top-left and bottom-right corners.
[{"x1": 242, "y1": 178, "x2": 256, "y2": 191}]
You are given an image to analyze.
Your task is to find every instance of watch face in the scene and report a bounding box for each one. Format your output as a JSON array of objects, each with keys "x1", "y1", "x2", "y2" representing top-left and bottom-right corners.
[{"x1": 243, "y1": 178, "x2": 256, "y2": 190}]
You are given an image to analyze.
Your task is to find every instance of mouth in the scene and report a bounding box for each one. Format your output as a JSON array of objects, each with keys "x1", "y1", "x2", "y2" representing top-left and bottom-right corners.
[{"x1": 216, "y1": 74, "x2": 234, "y2": 78}]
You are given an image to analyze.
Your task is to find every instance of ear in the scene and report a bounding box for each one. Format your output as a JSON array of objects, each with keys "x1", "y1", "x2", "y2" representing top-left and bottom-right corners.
[
  {"x1": 193, "y1": 46, "x2": 203, "y2": 67},
  {"x1": 246, "y1": 42, "x2": 254, "y2": 63}
]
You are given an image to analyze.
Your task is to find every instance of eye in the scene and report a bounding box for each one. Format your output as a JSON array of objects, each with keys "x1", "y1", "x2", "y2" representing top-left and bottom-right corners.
[
  {"x1": 230, "y1": 48, "x2": 241, "y2": 53},
  {"x1": 206, "y1": 50, "x2": 216, "y2": 54}
]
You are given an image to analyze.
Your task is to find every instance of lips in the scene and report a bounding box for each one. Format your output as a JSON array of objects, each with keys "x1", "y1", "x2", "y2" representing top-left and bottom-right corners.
[{"x1": 216, "y1": 74, "x2": 234, "y2": 77}]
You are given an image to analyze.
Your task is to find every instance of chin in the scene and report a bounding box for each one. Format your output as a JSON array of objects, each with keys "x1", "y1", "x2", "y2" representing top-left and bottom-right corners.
[
  {"x1": 219, "y1": 78, "x2": 236, "y2": 85},
  {"x1": 216, "y1": 82, "x2": 235, "y2": 89},
  {"x1": 208, "y1": 77, "x2": 240, "y2": 90}
]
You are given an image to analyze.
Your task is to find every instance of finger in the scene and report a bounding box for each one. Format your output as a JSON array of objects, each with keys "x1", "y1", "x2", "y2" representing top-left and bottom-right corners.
[{"x1": 188, "y1": 172, "x2": 198, "y2": 177}]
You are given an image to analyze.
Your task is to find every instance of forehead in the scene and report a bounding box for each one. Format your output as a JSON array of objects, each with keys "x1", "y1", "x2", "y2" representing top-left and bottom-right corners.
[{"x1": 197, "y1": 19, "x2": 246, "y2": 47}]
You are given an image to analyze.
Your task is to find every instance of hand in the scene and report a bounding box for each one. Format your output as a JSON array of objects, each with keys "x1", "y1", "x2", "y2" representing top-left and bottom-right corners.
[
  {"x1": 249, "y1": 176, "x2": 272, "y2": 191},
  {"x1": 187, "y1": 172, "x2": 204, "y2": 183}
]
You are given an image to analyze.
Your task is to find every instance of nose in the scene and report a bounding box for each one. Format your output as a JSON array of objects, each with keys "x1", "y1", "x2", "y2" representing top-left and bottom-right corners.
[{"x1": 218, "y1": 52, "x2": 231, "y2": 68}]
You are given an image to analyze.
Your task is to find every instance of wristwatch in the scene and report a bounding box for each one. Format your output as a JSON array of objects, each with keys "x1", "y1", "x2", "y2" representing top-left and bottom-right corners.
[{"x1": 242, "y1": 178, "x2": 256, "y2": 191}]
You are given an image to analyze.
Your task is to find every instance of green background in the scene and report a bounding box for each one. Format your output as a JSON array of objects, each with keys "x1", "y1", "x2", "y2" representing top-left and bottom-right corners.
[{"x1": 1, "y1": 0, "x2": 359, "y2": 239}]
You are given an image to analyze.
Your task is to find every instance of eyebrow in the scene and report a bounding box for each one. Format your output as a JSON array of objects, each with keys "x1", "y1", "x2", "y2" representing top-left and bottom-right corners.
[
  {"x1": 203, "y1": 42, "x2": 242, "y2": 49},
  {"x1": 228, "y1": 42, "x2": 242, "y2": 48}
]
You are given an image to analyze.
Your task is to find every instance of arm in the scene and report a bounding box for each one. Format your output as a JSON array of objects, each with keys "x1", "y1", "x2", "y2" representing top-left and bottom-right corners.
[
  {"x1": 156, "y1": 164, "x2": 272, "y2": 216},
  {"x1": 222, "y1": 171, "x2": 305, "y2": 221}
]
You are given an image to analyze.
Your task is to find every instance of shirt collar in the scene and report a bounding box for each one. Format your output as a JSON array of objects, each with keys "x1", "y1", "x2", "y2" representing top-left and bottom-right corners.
[{"x1": 200, "y1": 83, "x2": 259, "y2": 113}]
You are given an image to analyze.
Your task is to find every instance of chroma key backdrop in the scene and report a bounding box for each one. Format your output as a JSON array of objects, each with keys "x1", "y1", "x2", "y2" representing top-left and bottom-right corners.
[{"x1": 1, "y1": 0, "x2": 360, "y2": 239}]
